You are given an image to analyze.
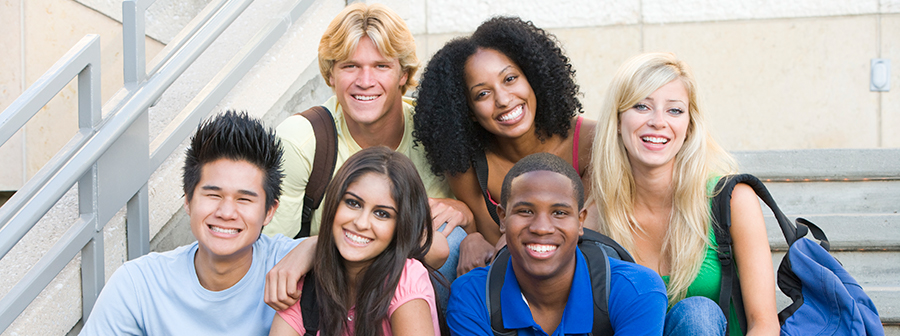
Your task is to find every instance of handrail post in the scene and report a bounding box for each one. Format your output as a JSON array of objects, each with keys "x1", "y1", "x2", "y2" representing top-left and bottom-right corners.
[
  {"x1": 127, "y1": 183, "x2": 150, "y2": 260},
  {"x1": 79, "y1": 159, "x2": 102, "y2": 321},
  {"x1": 122, "y1": 0, "x2": 153, "y2": 260},
  {"x1": 77, "y1": 29, "x2": 103, "y2": 322},
  {"x1": 123, "y1": 0, "x2": 150, "y2": 86}
]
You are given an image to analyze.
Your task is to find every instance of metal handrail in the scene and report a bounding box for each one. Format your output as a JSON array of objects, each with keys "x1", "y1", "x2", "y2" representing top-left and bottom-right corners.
[
  {"x1": 0, "y1": 0, "x2": 321, "y2": 332},
  {"x1": 0, "y1": 34, "x2": 101, "y2": 252}
]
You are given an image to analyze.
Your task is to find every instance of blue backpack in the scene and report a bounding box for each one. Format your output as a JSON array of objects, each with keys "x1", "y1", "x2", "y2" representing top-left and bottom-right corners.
[{"x1": 712, "y1": 174, "x2": 883, "y2": 336}]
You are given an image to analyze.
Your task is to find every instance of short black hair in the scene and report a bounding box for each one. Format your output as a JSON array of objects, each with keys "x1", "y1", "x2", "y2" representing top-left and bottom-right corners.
[
  {"x1": 182, "y1": 110, "x2": 284, "y2": 210},
  {"x1": 414, "y1": 16, "x2": 583, "y2": 176},
  {"x1": 500, "y1": 152, "x2": 584, "y2": 209}
]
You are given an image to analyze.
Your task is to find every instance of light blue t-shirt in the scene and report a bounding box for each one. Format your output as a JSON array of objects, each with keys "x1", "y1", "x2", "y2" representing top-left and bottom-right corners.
[{"x1": 80, "y1": 234, "x2": 302, "y2": 335}]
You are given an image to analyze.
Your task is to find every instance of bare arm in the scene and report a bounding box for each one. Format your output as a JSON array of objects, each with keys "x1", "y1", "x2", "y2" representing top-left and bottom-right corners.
[
  {"x1": 448, "y1": 170, "x2": 501, "y2": 244},
  {"x1": 577, "y1": 118, "x2": 600, "y2": 232},
  {"x1": 424, "y1": 226, "x2": 450, "y2": 269},
  {"x1": 580, "y1": 171, "x2": 601, "y2": 232},
  {"x1": 265, "y1": 236, "x2": 318, "y2": 311},
  {"x1": 730, "y1": 183, "x2": 780, "y2": 335},
  {"x1": 390, "y1": 299, "x2": 436, "y2": 336},
  {"x1": 269, "y1": 314, "x2": 301, "y2": 336}
]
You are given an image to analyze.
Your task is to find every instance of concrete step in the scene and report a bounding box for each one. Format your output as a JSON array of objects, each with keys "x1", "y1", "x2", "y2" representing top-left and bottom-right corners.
[
  {"x1": 762, "y1": 214, "x2": 900, "y2": 250},
  {"x1": 763, "y1": 180, "x2": 900, "y2": 216}
]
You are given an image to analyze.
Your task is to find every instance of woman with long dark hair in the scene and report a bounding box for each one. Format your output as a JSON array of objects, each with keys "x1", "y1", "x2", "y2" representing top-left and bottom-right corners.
[{"x1": 269, "y1": 146, "x2": 442, "y2": 336}]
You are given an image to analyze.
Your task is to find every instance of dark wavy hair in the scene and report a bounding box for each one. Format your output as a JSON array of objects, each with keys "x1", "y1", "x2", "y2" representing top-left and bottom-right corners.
[
  {"x1": 182, "y1": 110, "x2": 283, "y2": 210},
  {"x1": 414, "y1": 16, "x2": 583, "y2": 176},
  {"x1": 314, "y1": 146, "x2": 435, "y2": 336}
]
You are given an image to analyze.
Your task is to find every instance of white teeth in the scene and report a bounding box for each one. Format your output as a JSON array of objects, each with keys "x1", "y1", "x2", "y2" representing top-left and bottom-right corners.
[
  {"x1": 498, "y1": 105, "x2": 523, "y2": 122},
  {"x1": 210, "y1": 226, "x2": 239, "y2": 234},
  {"x1": 353, "y1": 95, "x2": 378, "y2": 101},
  {"x1": 641, "y1": 136, "x2": 668, "y2": 144},
  {"x1": 527, "y1": 244, "x2": 557, "y2": 253},
  {"x1": 345, "y1": 231, "x2": 372, "y2": 245}
]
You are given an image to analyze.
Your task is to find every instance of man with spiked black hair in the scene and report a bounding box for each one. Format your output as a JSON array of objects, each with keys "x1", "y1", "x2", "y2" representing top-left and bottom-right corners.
[{"x1": 81, "y1": 111, "x2": 316, "y2": 335}]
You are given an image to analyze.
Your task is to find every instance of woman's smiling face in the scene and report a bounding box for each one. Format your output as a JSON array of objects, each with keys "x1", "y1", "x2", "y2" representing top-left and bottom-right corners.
[
  {"x1": 619, "y1": 79, "x2": 691, "y2": 173},
  {"x1": 464, "y1": 48, "x2": 538, "y2": 140},
  {"x1": 332, "y1": 172, "x2": 397, "y2": 271}
]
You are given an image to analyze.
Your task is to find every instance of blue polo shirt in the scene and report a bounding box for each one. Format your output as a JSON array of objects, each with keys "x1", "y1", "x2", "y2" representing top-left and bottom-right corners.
[{"x1": 447, "y1": 247, "x2": 667, "y2": 336}]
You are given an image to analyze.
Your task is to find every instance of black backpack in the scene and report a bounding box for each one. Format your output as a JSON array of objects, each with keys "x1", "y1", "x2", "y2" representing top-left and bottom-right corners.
[
  {"x1": 711, "y1": 174, "x2": 883, "y2": 336},
  {"x1": 485, "y1": 229, "x2": 634, "y2": 336}
]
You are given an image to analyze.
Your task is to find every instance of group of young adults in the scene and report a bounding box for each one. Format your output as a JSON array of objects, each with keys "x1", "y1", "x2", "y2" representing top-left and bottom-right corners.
[{"x1": 79, "y1": 2, "x2": 779, "y2": 336}]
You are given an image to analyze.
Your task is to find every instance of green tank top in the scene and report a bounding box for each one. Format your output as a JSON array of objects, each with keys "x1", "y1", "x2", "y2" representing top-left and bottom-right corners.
[{"x1": 661, "y1": 177, "x2": 743, "y2": 336}]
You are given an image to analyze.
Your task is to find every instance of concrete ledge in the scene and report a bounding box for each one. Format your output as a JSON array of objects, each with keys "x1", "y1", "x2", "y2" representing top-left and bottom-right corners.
[{"x1": 734, "y1": 149, "x2": 900, "y2": 180}]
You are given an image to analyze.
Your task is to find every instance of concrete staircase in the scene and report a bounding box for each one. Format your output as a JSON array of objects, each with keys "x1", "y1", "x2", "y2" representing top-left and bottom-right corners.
[{"x1": 736, "y1": 149, "x2": 900, "y2": 335}]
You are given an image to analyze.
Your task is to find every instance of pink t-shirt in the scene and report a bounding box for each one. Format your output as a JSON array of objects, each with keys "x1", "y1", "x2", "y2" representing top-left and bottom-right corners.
[{"x1": 277, "y1": 259, "x2": 439, "y2": 335}]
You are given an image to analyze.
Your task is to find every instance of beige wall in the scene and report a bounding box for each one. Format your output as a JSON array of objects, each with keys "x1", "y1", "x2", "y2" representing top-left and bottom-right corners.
[
  {"x1": 0, "y1": 0, "x2": 164, "y2": 191},
  {"x1": 407, "y1": 0, "x2": 899, "y2": 151},
  {"x1": 0, "y1": 0, "x2": 163, "y2": 334}
]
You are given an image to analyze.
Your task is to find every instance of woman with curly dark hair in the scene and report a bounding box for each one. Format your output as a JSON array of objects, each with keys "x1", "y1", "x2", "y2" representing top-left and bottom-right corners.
[{"x1": 413, "y1": 16, "x2": 596, "y2": 273}]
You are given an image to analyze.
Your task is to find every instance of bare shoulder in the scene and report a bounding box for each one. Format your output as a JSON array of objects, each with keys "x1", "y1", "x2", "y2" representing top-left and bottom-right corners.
[
  {"x1": 576, "y1": 117, "x2": 598, "y2": 172},
  {"x1": 730, "y1": 183, "x2": 761, "y2": 211}
]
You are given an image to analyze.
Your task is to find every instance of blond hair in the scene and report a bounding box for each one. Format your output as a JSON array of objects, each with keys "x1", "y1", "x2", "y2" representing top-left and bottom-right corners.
[
  {"x1": 318, "y1": 3, "x2": 419, "y2": 94},
  {"x1": 590, "y1": 52, "x2": 737, "y2": 304}
]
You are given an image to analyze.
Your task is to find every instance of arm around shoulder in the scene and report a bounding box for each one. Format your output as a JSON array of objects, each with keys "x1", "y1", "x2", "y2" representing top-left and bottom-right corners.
[{"x1": 266, "y1": 236, "x2": 318, "y2": 311}]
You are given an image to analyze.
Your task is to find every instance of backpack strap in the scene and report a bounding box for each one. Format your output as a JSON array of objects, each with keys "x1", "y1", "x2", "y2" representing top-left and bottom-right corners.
[
  {"x1": 473, "y1": 151, "x2": 501, "y2": 225},
  {"x1": 711, "y1": 174, "x2": 798, "y2": 336},
  {"x1": 579, "y1": 234, "x2": 615, "y2": 336},
  {"x1": 299, "y1": 272, "x2": 319, "y2": 336},
  {"x1": 486, "y1": 248, "x2": 517, "y2": 336},
  {"x1": 486, "y1": 229, "x2": 625, "y2": 336},
  {"x1": 294, "y1": 106, "x2": 337, "y2": 238},
  {"x1": 581, "y1": 228, "x2": 635, "y2": 263}
]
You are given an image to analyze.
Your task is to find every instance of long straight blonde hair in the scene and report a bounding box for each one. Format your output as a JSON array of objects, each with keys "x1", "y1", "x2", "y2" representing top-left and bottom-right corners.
[{"x1": 590, "y1": 52, "x2": 737, "y2": 304}]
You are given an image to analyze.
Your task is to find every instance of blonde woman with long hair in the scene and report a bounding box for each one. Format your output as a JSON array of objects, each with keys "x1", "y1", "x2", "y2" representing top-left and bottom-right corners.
[{"x1": 591, "y1": 53, "x2": 779, "y2": 336}]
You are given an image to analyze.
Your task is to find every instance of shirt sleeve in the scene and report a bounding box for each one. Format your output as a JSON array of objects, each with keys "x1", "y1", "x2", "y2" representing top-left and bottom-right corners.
[
  {"x1": 264, "y1": 115, "x2": 315, "y2": 238},
  {"x1": 608, "y1": 259, "x2": 668, "y2": 336},
  {"x1": 446, "y1": 269, "x2": 493, "y2": 336},
  {"x1": 79, "y1": 265, "x2": 144, "y2": 336},
  {"x1": 275, "y1": 277, "x2": 308, "y2": 335},
  {"x1": 388, "y1": 259, "x2": 440, "y2": 335}
]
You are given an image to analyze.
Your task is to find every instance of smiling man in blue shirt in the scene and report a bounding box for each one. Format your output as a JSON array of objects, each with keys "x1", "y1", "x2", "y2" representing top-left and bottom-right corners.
[{"x1": 447, "y1": 153, "x2": 667, "y2": 336}]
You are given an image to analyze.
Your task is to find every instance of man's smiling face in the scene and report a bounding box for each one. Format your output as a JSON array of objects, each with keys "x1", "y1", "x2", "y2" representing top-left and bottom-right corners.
[
  {"x1": 499, "y1": 170, "x2": 585, "y2": 281},
  {"x1": 186, "y1": 158, "x2": 276, "y2": 263},
  {"x1": 329, "y1": 36, "x2": 408, "y2": 129}
]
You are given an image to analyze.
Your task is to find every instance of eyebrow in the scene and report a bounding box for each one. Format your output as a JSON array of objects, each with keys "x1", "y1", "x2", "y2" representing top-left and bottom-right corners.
[
  {"x1": 345, "y1": 191, "x2": 397, "y2": 212},
  {"x1": 201, "y1": 185, "x2": 259, "y2": 197},
  {"x1": 510, "y1": 201, "x2": 575, "y2": 209},
  {"x1": 468, "y1": 65, "x2": 513, "y2": 92}
]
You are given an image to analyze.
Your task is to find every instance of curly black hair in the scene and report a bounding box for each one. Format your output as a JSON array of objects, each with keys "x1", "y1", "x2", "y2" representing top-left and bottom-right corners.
[{"x1": 414, "y1": 16, "x2": 583, "y2": 176}]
